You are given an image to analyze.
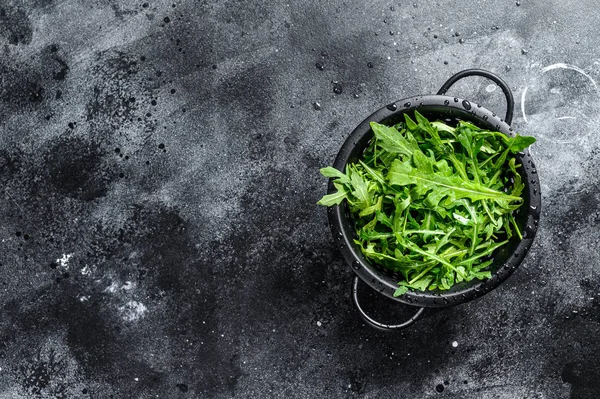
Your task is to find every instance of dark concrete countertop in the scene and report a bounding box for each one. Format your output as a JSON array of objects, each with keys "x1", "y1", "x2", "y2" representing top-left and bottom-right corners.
[{"x1": 0, "y1": 0, "x2": 598, "y2": 397}]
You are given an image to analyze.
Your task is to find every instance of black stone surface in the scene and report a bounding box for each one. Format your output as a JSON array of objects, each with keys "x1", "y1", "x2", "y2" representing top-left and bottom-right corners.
[{"x1": 0, "y1": 0, "x2": 598, "y2": 398}]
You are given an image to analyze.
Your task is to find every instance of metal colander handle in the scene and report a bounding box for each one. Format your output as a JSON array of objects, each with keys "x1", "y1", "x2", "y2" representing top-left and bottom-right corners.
[
  {"x1": 352, "y1": 276, "x2": 425, "y2": 331},
  {"x1": 437, "y1": 68, "x2": 515, "y2": 125}
]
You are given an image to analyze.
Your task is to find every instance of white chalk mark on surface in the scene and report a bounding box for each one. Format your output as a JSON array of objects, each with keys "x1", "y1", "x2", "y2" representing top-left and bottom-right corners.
[
  {"x1": 119, "y1": 301, "x2": 147, "y2": 322},
  {"x1": 56, "y1": 253, "x2": 73, "y2": 269},
  {"x1": 522, "y1": 64, "x2": 598, "y2": 123},
  {"x1": 104, "y1": 281, "x2": 119, "y2": 293},
  {"x1": 541, "y1": 63, "x2": 599, "y2": 95},
  {"x1": 521, "y1": 86, "x2": 529, "y2": 123},
  {"x1": 536, "y1": 109, "x2": 593, "y2": 144}
]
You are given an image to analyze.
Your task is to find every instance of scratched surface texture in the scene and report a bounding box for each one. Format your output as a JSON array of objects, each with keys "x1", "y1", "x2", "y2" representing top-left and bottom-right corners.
[{"x1": 0, "y1": 0, "x2": 598, "y2": 398}]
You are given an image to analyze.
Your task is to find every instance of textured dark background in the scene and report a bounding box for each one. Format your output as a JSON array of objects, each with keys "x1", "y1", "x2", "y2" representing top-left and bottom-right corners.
[{"x1": 0, "y1": 0, "x2": 598, "y2": 398}]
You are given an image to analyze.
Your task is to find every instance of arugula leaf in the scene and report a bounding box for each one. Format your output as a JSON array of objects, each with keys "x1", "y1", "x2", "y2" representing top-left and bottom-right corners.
[
  {"x1": 370, "y1": 121, "x2": 419, "y2": 157},
  {"x1": 393, "y1": 285, "x2": 409, "y2": 297},
  {"x1": 509, "y1": 135, "x2": 537, "y2": 153},
  {"x1": 320, "y1": 166, "x2": 350, "y2": 183},
  {"x1": 317, "y1": 181, "x2": 349, "y2": 206},
  {"x1": 388, "y1": 157, "x2": 522, "y2": 203}
]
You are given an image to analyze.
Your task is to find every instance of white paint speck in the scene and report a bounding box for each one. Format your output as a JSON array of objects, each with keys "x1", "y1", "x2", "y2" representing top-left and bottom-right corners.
[
  {"x1": 104, "y1": 281, "x2": 119, "y2": 293},
  {"x1": 134, "y1": 377, "x2": 139, "y2": 382},
  {"x1": 79, "y1": 296, "x2": 90, "y2": 302},
  {"x1": 556, "y1": 116, "x2": 576, "y2": 120},
  {"x1": 56, "y1": 253, "x2": 74, "y2": 269},
  {"x1": 521, "y1": 86, "x2": 529, "y2": 123},
  {"x1": 452, "y1": 341, "x2": 458, "y2": 347},
  {"x1": 317, "y1": 321, "x2": 322, "y2": 327},
  {"x1": 119, "y1": 301, "x2": 147, "y2": 322},
  {"x1": 80, "y1": 265, "x2": 91, "y2": 275}
]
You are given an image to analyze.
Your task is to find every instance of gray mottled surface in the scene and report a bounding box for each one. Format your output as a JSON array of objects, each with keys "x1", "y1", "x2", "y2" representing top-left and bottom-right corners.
[{"x1": 0, "y1": 0, "x2": 598, "y2": 397}]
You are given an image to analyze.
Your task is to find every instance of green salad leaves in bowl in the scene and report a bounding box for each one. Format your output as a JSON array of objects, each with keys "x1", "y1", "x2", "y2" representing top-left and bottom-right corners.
[{"x1": 318, "y1": 110, "x2": 536, "y2": 296}]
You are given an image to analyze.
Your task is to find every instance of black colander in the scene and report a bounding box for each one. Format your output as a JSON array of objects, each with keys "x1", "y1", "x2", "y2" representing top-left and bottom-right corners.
[{"x1": 326, "y1": 69, "x2": 541, "y2": 331}]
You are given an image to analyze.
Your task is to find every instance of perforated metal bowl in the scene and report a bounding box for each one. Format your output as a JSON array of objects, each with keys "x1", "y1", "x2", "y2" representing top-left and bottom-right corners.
[{"x1": 326, "y1": 69, "x2": 541, "y2": 330}]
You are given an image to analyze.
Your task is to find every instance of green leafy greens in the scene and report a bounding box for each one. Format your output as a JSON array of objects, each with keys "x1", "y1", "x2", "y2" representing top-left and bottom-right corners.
[{"x1": 318, "y1": 111, "x2": 536, "y2": 296}]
